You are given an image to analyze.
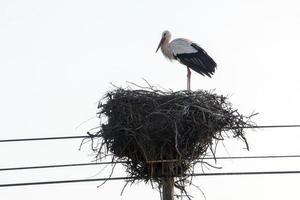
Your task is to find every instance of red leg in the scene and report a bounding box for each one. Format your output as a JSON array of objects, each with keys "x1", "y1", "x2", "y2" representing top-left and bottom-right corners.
[{"x1": 187, "y1": 67, "x2": 191, "y2": 91}]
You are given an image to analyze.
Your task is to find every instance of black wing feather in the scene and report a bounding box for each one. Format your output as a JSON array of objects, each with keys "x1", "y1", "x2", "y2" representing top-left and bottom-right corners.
[{"x1": 174, "y1": 43, "x2": 217, "y2": 77}]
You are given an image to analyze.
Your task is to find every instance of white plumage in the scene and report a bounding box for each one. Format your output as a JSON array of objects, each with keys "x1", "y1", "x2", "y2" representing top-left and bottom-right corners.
[
  {"x1": 169, "y1": 39, "x2": 198, "y2": 55},
  {"x1": 156, "y1": 30, "x2": 217, "y2": 90}
]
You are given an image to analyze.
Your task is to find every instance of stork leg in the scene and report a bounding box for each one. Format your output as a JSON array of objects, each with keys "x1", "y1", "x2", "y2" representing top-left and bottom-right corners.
[{"x1": 187, "y1": 67, "x2": 191, "y2": 91}]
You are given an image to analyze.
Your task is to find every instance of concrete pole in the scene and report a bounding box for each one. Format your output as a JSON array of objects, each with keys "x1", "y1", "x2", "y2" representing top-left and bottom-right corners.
[{"x1": 162, "y1": 177, "x2": 174, "y2": 200}]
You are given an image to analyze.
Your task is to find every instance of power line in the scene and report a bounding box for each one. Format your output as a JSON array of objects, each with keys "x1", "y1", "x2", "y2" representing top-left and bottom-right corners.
[
  {"x1": 0, "y1": 176, "x2": 131, "y2": 188},
  {"x1": 1, "y1": 170, "x2": 300, "y2": 188},
  {"x1": 0, "y1": 135, "x2": 90, "y2": 143},
  {"x1": 243, "y1": 125, "x2": 300, "y2": 129},
  {"x1": 204, "y1": 154, "x2": 300, "y2": 160},
  {"x1": 190, "y1": 170, "x2": 300, "y2": 176},
  {"x1": 1, "y1": 154, "x2": 300, "y2": 172},
  {"x1": 1, "y1": 124, "x2": 300, "y2": 143},
  {"x1": 0, "y1": 161, "x2": 127, "y2": 171}
]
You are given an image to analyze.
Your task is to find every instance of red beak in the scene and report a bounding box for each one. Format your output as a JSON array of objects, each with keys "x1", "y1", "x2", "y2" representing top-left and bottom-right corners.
[{"x1": 155, "y1": 37, "x2": 165, "y2": 53}]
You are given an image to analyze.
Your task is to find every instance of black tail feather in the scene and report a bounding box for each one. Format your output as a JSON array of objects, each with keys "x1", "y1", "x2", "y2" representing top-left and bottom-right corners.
[{"x1": 175, "y1": 43, "x2": 217, "y2": 77}]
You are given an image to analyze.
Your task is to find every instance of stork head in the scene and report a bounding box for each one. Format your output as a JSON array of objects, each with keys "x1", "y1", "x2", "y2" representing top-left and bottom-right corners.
[{"x1": 156, "y1": 30, "x2": 171, "y2": 53}]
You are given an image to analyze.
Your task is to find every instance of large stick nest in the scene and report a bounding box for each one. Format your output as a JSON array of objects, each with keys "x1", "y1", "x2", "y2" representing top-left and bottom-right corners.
[{"x1": 92, "y1": 86, "x2": 254, "y2": 188}]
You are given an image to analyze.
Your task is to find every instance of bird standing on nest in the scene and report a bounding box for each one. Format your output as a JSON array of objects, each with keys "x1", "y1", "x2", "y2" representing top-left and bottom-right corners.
[{"x1": 156, "y1": 30, "x2": 217, "y2": 90}]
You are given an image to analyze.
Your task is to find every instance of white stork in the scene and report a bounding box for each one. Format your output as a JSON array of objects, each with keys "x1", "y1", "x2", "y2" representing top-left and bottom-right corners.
[{"x1": 156, "y1": 30, "x2": 217, "y2": 90}]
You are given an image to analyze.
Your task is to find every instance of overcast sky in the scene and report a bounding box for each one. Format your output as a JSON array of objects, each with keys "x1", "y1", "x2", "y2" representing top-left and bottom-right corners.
[{"x1": 1, "y1": 0, "x2": 300, "y2": 199}]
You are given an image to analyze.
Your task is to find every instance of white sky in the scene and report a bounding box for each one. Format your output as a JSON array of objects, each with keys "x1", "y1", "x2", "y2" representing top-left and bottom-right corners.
[{"x1": 1, "y1": 0, "x2": 300, "y2": 199}]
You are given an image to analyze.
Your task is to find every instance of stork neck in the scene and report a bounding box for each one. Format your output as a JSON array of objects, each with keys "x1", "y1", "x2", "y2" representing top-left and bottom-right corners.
[{"x1": 161, "y1": 39, "x2": 174, "y2": 60}]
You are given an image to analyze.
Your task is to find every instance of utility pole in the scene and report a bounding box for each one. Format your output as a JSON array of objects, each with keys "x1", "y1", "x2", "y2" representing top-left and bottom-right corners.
[{"x1": 162, "y1": 177, "x2": 174, "y2": 200}]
